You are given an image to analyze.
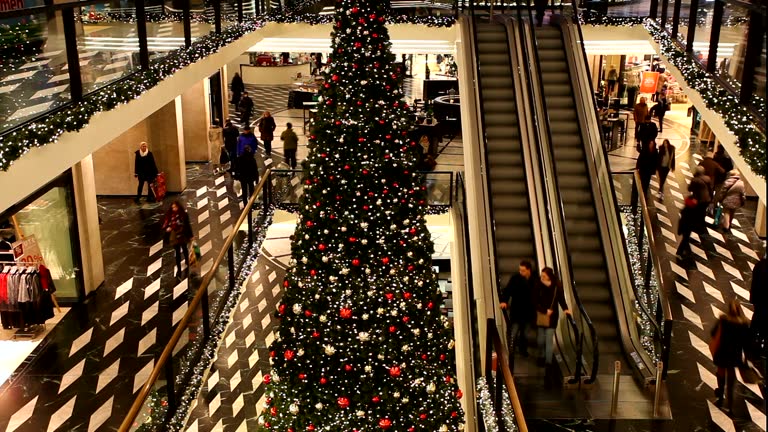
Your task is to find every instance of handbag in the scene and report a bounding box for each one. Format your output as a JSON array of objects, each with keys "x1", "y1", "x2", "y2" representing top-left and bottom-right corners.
[
  {"x1": 709, "y1": 322, "x2": 722, "y2": 357},
  {"x1": 219, "y1": 146, "x2": 230, "y2": 164},
  {"x1": 536, "y1": 287, "x2": 558, "y2": 328},
  {"x1": 713, "y1": 203, "x2": 723, "y2": 226}
]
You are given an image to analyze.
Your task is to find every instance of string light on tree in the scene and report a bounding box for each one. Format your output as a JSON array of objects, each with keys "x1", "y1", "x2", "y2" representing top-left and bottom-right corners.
[{"x1": 257, "y1": 1, "x2": 464, "y2": 431}]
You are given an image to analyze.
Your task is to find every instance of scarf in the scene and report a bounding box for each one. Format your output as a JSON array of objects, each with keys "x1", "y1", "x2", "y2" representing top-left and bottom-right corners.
[{"x1": 139, "y1": 148, "x2": 149, "y2": 157}]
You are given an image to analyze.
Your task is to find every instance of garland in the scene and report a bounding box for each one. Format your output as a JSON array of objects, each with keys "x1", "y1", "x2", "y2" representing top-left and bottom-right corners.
[
  {"x1": 579, "y1": 11, "x2": 645, "y2": 26},
  {"x1": 645, "y1": 19, "x2": 766, "y2": 179},
  {"x1": 264, "y1": 10, "x2": 456, "y2": 27}
]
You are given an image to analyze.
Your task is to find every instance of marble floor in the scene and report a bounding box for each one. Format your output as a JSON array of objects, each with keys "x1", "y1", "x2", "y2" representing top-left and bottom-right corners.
[{"x1": 608, "y1": 95, "x2": 766, "y2": 432}]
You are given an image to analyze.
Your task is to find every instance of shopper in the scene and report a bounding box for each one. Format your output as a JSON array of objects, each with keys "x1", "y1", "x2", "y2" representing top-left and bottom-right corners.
[
  {"x1": 230, "y1": 72, "x2": 244, "y2": 108},
  {"x1": 656, "y1": 139, "x2": 676, "y2": 199},
  {"x1": 636, "y1": 114, "x2": 658, "y2": 151},
  {"x1": 534, "y1": 267, "x2": 570, "y2": 366},
  {"x1": 281, "y1": 122, "x2": 299, "y2": 169},
  {"x1": 676, "y1": 168, "x2": 710, "y2": 258},
  {"x1": 710, "y1": 299, "x2": 750, "y2": 411},
  {"x1": 257, "y1": 111, "x2": 277, "y2": 155},
  {"x1": 633, "y1": 97, "x2": 649, "y2": 143},
  {"x1": 750, "y1": 257, "x2": 767, "y2": 354},
  {"x1": 237, "y1": 125, "x2": 258, "y2": 157},
  {"x1": 653, "y1": 71, "x2": 667, "y2": 102},
  {"x1": 134, "y1": 142, "x2": 159, "y2": 203},
  {"x1": 208, "y1": 119, "x2": 223, "y2": 170},
  {"x1": 713, "y1": 170, "x2": 746, "y2": 231},
  {"x1": 499, "y1": 260, "x2": 535, "y2": 357},
  {"x1": 606, "y1": 65, "x2": 618, "y2": 97},
  {"x1": 237, "y1": 146, "x2": 259, "y2": 207},
  {"x1": 238, "y1": 92, "x2": 254, "y2": 127},
  {"x1": 713, "y1": 146, "x2": 734, "y2": 186},
  {"x1": 223, "y1": 121, "x2": 239, "y2": 172},
  {"x1": 162, "y1": 200, "x2": 194, "y2": 278},
  {"x1": 675, "y1": 195, "x2": 699, "y2": 259},
  {"x1": 650, "y1": 95, "x2": 670, "y2": 133},
  {"x1": 636, "y1": 139, "x2": 659, "y2": 197},
  {"x1": 533, "y1": 0, "x2": 547, "y2": 26},
  {"x1": 699, "y1": 152, "x2": 725, "y2": 195}
]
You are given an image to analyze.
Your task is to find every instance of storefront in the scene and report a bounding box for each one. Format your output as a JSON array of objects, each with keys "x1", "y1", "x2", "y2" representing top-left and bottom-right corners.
[{"x1": 0, "y1": 171, "x2": 83, "y2": 304}]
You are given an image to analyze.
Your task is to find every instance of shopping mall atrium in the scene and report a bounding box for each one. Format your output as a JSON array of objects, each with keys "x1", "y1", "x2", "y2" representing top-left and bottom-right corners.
[{"x1": 0, "y1": 0, "x2": 765, "y2": 431}]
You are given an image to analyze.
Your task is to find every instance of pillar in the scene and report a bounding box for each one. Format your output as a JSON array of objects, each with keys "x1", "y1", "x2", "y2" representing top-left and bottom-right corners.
[
  {"x1": 181, "y1": 80, "x2": 213, "y2": 162},
  {"x1": 221, "y1": 64, "x2": 231, "y2": 123},
  {"x1": 756, "y1": 200, "x2": 766, "y2": 238},
  {"x1": 92, "y1": 99, "x2": 187, "y2": 195},
  {"x1": 71, "y1": 155, "x2": 105, "y2": 296}
]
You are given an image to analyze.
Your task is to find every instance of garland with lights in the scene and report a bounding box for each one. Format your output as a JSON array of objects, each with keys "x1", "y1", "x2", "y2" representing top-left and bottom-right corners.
[
  {"x1": 0, "y1": 20, "x2": 263, "y2": 171},
  {"x1": 476, "y1": 376, "x2": 518, "y2": 432},
  {"x1": 645, "y1": 19, "x2": 766, "y2": 178},
  {"x1": 579, "y1": 11, "x2": 645, "y2": 26},
  {"x1": 264, "y1": 10, "x2": 456, "y2": 27},
  {"x1": 256, "y1": 1, "x2": 464, "y2": 431}
]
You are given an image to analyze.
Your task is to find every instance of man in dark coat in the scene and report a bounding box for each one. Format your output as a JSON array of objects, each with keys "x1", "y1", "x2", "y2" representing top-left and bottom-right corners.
[
  {"x1": 499, "y1": 260, "x2": 535, "y2": 356},
  {"x1": 636, "y1": 114, "x2": 658, "y2": 151},
  {"x1": 238, "y1": 92, "x2": 254, "y2": 127},
  {"x1": 750, "y1": 257, "x2": 767, "y2": 351},
  {"x1": 223, "y1": 121, "x2": 239, "y2": 171},
  {"x1": 699, "y1": 153, "x2": 725, "y2": 195},
  {"x1": 236, "y1": 146, "x2": 259, "y2": 206},
  {"x1": 230, "y1": 73, "x2": 244, "y2": 108},
  {"x1": 713, "y1": 146, "x2": 733, "y2": 186},
  {"x1": 134, "y1": 141, "x2": 159, "y2": 203}
]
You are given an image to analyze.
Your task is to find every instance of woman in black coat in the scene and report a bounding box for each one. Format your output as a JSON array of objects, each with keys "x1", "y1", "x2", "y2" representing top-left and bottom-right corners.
[
  {"x1": 711, "y1": 299, "x2": 750, "y2": 410},
  {"x1": 636, "y1": 139, "x2": 659, "y2": 196},
  {"x1": 135, "y1": 142, "x2": 159, "y2": 203},
  {"x1": 535, "y1": 267, "x2": 571, "y2": 366},
  {"x1": 230, "y1": 73, "x2": 244, "y2": 107}
]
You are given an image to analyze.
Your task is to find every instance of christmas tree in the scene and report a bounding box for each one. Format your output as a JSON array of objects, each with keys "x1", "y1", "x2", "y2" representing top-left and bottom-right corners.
[{"x1": 257, "y1": 1, "x2": 464, "y2": 431}]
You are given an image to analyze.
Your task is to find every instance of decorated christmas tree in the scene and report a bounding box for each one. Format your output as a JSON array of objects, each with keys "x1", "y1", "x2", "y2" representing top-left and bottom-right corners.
[{"x1": 257, "y1": 1, "x2": 464, "y2": 431}]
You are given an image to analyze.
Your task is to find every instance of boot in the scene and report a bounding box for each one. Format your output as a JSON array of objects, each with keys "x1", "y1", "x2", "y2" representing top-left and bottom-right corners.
[{"x1": 715, "y1": 374, "x2": 725, "y2": 406}]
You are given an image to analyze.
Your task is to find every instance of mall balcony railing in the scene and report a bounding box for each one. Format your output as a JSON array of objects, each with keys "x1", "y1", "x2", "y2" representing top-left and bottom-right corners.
[
  {"x1": 117, "y1": 169, "x2": 272, "y2": 432},
  {"x1": 611, "y1": 170, "x2": 674, "y2": 378}
]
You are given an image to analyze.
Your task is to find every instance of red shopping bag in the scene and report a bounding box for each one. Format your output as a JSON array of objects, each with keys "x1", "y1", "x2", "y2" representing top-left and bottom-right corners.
[{"x1": 151, "y1": 172, "x2": 167, "y2": 201}]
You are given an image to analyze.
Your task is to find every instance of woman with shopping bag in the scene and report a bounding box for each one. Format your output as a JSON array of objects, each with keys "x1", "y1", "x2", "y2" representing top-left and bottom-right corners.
[
  {"x1": 162, "y1": 200, "x2": 194, "y2": 278},
  {"x1": 534, "y1": 267, "x2": 571, "y2": 367}
]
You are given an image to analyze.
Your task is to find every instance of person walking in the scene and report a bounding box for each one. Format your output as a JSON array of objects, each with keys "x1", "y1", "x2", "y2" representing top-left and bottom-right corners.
[
  {"x1": 750, "y1": 257, "x2": 767, "y2": 355},
  {"x1": 230, "y1": 72, "x2": 244, "y2": 108},
  {"x1": 710, "y1": 299, "x2": 750, "y2": 411},
  {"x1": 636, "y1": 139, "x2": 658, "y2": 197},
  {"x1": 713, "y1": 170, "x2": 746, "y2": 232},
  {"x1": 534, "y1": 267, "x2": 570, "y2": 367},
  {"x1": 499, "y1": 260, "x2": 535, "y2": 357},
  {"x1": 699, "y1": 152, "x2": 725, "y2": 196},
  {"x1": 636, "y1": 114, "x2": 658, "y2": 151},
  {"x1": 134, "y1": 142, "x2": 159, "y2": 203},
  {"x1": 676, "y1": 167, "x2": 710, "y2": 258},
  {"x1": 236, "y1": 146, "x2": 259, "y2": 207},
  {"x1": 713, "y1": 146, "x2": 733, "y2": 186},
  {"x1": 657, "y1": 139, "x2": 676, "y2": 199},
  {"x1": 675, "y1": 195, "x2": 699, "y2": 259},
  {"x1": 223, "y1": 121, "x2": 239, "y2": 172},
  {"x1": 650, "y1": 94, "x2": 669, "y2": 133},
  {"x1": 162, "y1": 200, "x2": 194, "y2": 278},
  {"x1": 237, "y1": 125, "x2": 258, "y2": 157},
  {"x1": 281, "y1": 122, "x2": 299, "y2": 169},
  {"x1": 208, "y1": 119, "x2": 223, "y2": 170},
  {"x1": 238, "y1": 91, "x2": 254, "y2": 127},
  {"x1": 606, "y1": 65, "x2": 618, "y2": 97},
  {"x1": 257, "y1": 111, "x2": 277, "y2": 155},
  {"x1": 633, "y1": 96, "x2": 649, "y2": 143}
]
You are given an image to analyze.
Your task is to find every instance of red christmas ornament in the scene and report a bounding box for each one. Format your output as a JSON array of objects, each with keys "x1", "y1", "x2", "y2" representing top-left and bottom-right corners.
[
  {"x1": 427, "y1": 302, "x2": 434, "y2": 309},
  {"x1": 298, "y1": 373, "x2": 306, "y2": 380},
  {"x1": 362, "y1": 169, "x2": 369, "y2": 175},
  {"x1": 385, "y1": 293, "x2": 394, "y2": 301},
  {"x1": 357, "y1": 101, "x2": 363, "y2": 106},
  {"x1": 358, "y1": 137, "x2": 365, "y2": 143},
  {"x1": 373, "y1": 33, "x2": 379, "y2": 38},
  {"x1": 369, "y1": 13, "x2": 376, "y2": 19},
  {"x1": 270, "y1": 406, "x2": 277, "y2": 416},
  {"x1": 409, "y1": 428, "x2": 415, "y2": 432},
  {"x1": 284, "y1": 349, "x2": 295, "y2": 361},
  {"x1": 440, "y1": 354, "x2": 447, "y2": 361},
  {"x1": 264, "y1": 422, "x2": 270, "y2": 428},
  {"x1": 306, "y1": 221, "x2": 314, "y2": 227},
  {"x1": 307, "y1": 425, "x2": 315, "y2": 431},
  {"x1": 338, "y1": 396, "x2": 350, "y2": 409},
  {"x1": 320, "y1": 377, "x2": 328, "y2": 384},
  {"x1": 379, "y1": 419, "x2": 392, "y2": 429},
  {"x1": 354, "y1": 42, "x2": 362, "y2": 48},
  {"x1": 278, "y1": 304, "x2": 286, "y2": 314},
  {"x1": 352, "y1": 259, "x2": 361, "y2": 266},
  {"x1": 344, "y1": 164, "x2": 351, "y2": 170},
  {"x1": 351, "y1": 6, "x2": 358, "y2": 12},
  {"x1": 385, "y1": 134, "x2": 392, "y2": 139},
  {"x1": 264, "y1": 374, "x2": 272, "y2": 384},
  {"x1": 407, "y1": 265, "x2": 414, "y2": 271},
  {"x1": 269, "y1": 350, "x2": 276, "y2": 358},
  {"x1": 445, "y1": 375, "x2": 452, "y2": 383},
  {"x1": 304, "y1": 310, "x2": 313, "y2": 317},
  {"x1": 409, "y1": 228, "x2": 417, "y2": 235},
  {"x1": 283, "y1": 280, "x2": 289, "y2": 287},
  {"x1": 372, "y1": 396, "x2": 381, "y2": 403},
  {"x1": 312, "y1": 331, "x2": 320, "y2": 338},
  {"x1": 340, "y1": 307, "x2": 353, "y2": 319},
  {"x1": 419, "y1": 413, "x2": 427, "y2": 420},
  {"x1": 457, "y1": 389, "x2": 464, "y2": 399},
  {"x1": 331, "y1": 74, "x2": 339, "y2": 81},
  {"x1": 335, "y1": 120, "x2": 341, "y2": 125},
  {"x1": 310, "y1": 269, "x2": 317, "y2": 276},
  {"x1": 421, "y1": 354, "x2": 428, "y2": 360},
  {"x1": 389, "y1": 366, "x2": 401, "y2": 377},
  {"x1": 402, "y1": 316, "x2": 410, "y2": 323},
  {"x1": 349, "y1": 237, "x2": 357, "y2": 242},
  {"x1": 389, "y1": 325, "x2": 397, "y2": 333},
  {"x1": 324, "y1": 83, "x2": 331, "y2": 89},
  {"x1": 451, "y1": 411, "x2": 459, "y2": 417},
  {"x1": 345, "y1": 364, "x2": 353, "y2": 372},
  {"x1": 382, "y1": 257, "x2": 390, "y2": 264},
  {"x1": 403, "y1": 292, "x2": 412, "y2": 299},
  {"x1": 379, "y1": 120, "x2": 386, "y2": 125},
  {"x1": 318, "y1": 244, "x2": 326, "y2": 251},
  {"x1": 363, "y1": 205, "x2": 369, "y2": 210}
]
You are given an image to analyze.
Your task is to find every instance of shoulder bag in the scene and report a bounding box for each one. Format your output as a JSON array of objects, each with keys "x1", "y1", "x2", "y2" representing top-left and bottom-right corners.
[
  {"x1": 709, "y1": 321, "x2": 722, "y2": 357},
  {"x1": 536, "y1": 287, "x2": 557, "y2": 328}
]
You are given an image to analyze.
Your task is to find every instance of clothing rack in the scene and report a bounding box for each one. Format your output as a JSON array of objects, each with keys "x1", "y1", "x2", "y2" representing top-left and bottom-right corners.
[{"x1": 0, "y1": 261, "x2": 61, "y2": 313}]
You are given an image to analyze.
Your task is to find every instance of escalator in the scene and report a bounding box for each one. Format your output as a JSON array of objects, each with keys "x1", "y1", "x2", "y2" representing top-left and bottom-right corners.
[
  {"x1": 474, "y1": 20, "x2": 536, "y2": 284},
  {"x1": 532, "y1": 24, "x2": 623, "y2": 372}
]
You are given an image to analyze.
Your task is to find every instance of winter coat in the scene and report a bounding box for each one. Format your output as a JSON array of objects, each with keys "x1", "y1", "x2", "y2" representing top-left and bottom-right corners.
[
  {"x1": 751, "y1": 258, "x2": 767, "y2": 308},
  {"x1": 231, "y1": 75, "x2": 244, "y2": 94},
  {"x1": 534, "y1": 280, "x2": 568, "y2": 329},
  {"x1": 500, "y1": 272, "x2": 535, "y2": 324},
  {"x1": 258, "y1": 116, "x2": 277, "y2": 141},
  {"x1": 237, "y1": 132, "x2": 258, "y2": 157},
  {"x1": 636, "y1": 122, "x2": 658, "y2": 146},
  {"x1": 713, "y1": 154, "x2": 733, "y2": 184},
  {"x1": 657, "y1": 142, "x2": 676, "y2": 170},
  {"x1": 699, "y1": 157, "x2": 724, "y2": 191},
  {"x1": 239, "y1": 96, "x2": 254, "y2": 115},
  {"x1": 281, "y1": 128, "x2": 299, "y2": 151},
  {"x1": 715, "y1": 174, "x2": 745, "y2": 210},
  {"x1": 636, "y1": 147, "x2": 659, "y2": 176},
  {"x1": 237, "y1": 153, "x2": 259, "y2": 183},
  {"x1": 711, "y1": 314, "x2": 749, "y2": 368},
  {"x1": 162, "y1": 209, "x2": 193, "y2": 247},
  {"x1": 223, "y1": 125, "x2": 239, "y2": 152},
  {"x1": 134, "y1": 151, "x2": 159, "y2": 181},
  {"x1": 633, "y1": 101, "x2": 649, "y2": 124},
  {"x1": 689, "y1": 176, "x2": 711, "y2": 205}
]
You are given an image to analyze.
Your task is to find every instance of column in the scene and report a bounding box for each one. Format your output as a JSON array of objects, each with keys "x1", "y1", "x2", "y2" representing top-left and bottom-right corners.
[
  {"x1": 685, "y1": 0, "x2": 700, "y2": 53},
  {"x1": 72, "y1": 155, "x2": 105, "y2": 296},
  {"x1": 756, "y1": 200, "x2": 766, "y2": 238},
  {"x1": 706, "y1": 0, "x2": 725, "y2": 73},
  {"x1": 220, "y1": 66, "x2": 230, "y2": 123},
  {"x1": 181, "y1": 79, "x2": 213, "y2": 162},
  {"x1": 92, "y1": 99, "x2": 187, "y2": 195}
]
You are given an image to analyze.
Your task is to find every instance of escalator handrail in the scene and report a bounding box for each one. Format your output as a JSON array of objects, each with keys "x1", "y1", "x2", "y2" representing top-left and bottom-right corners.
[
  {"x1": 555, "y1": 11, "x2": 657, "y2": 380},
  {"x1": 516, "y1": 12, "x2": 597, "y2": 383}
]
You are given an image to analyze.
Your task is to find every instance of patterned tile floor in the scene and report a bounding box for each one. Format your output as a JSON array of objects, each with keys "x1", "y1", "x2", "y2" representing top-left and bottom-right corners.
[{"x1": 608, "y1": 101, "x2": 766, "y2": 432}]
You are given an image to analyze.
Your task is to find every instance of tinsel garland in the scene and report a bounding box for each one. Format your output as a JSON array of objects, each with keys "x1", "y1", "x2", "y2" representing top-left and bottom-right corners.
[
  {"x1": 645, "y1": 19, "x2": 766, "y2": 178},
  {"x1": 135, "y1": 206, "x2": 275, "y2": 432},
  {"x1": 264, "y1": 10, "x2": 456, "y2": 27},
  {"x1": 79, "y1": 10, "x2": 213, "y2": 25},
  {"x1": 0, "y1": 20, "x2": 263, "y2": 171},
  {"x1": 579, "y1": 11, "x2": 645, "y2": 26},
  {"x1": 619, "y1": 205, "x2": 660, "y2": 363},
  {"x1": 476, "y1": 376, "x2": 518, "y2": 432}
]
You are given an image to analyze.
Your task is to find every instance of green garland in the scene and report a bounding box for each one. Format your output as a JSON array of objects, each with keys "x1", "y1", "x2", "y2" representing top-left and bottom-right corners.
[
  {"x1": 0, "y1": 21, "x2": 263, "y2": 171},
  {"x1": 645, "y1": 19, "x2": 766, "y2": 179}
]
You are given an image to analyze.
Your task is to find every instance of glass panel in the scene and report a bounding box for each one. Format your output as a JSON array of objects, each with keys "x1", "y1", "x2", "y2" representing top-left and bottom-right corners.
[
  {"x1": 129, "y1": 381, "x2": 168, "y2": 431},
  {"x1": 715, "y1": 3, "x2": 750, "y2": 87},
  {"x1": 76, "y1": 3, "x2": 140, "y2": 94},
  {"x1": 222, "y1": 0, "x2": 239, "y2": 28},
  {"x1": 205, "y1": 243, "x2": 230, "y2": 323},
  {"x1": 754, "y1": 31, "x2": 766, "y2": 104},
  {"x1": 190, "y1": 0, "x2": 214, "y2": 39},
  {"x1": 421, "y1": 171, "x2": 453, "y2": 207},
  {"x1": 13, "y1": 184, "x2": 80, "y2": 300},
  {"x1": 692, "y1": 5, "x2": 714, "y2": 67},
  {"x1": 270, "y1": 169, "x2": 305, "y2": 209},
  {"x1": 0, "y1": 11, "x2": 69, "y2": 132},
  {"x1": 171, "y1": 288, "x2": 205, "y2": 417}
]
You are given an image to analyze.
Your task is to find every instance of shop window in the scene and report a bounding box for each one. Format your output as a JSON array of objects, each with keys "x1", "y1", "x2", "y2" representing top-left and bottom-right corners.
[{"x1": 715, "y1": 3, "x2": 750, "y2": 86}]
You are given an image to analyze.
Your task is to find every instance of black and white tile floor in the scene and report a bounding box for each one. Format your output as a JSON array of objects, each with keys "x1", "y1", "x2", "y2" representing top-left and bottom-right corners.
[
  {"x1": 610, "y1": 106, "x2": 766, "y2": 432},
  {"x1": 0, "y1": 164, "x2": 245, "y2": 432}
]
